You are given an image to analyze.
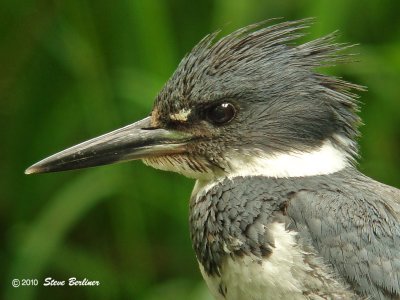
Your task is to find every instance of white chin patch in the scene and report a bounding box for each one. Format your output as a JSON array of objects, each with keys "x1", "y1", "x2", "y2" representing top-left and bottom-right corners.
[{"x1": 225, "y1": 139, "x2": 349, "y2": 178}]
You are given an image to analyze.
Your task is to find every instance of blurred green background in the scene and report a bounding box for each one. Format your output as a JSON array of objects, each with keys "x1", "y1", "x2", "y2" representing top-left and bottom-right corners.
[{"x1": 1, "y1": 0, "x2": 399, "y2": 299}]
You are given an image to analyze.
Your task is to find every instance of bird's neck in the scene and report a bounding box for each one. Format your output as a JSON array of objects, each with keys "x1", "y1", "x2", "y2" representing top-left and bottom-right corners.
[
  {"x1": 193, "y1": 138, "x2": 351, "y2": 200},
  {"x1": 224, "y1": 138, "x2": 351, "y2": 179}
]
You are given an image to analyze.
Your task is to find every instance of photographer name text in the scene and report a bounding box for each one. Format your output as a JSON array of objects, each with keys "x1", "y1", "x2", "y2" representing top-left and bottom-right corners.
[{"x1": 44, "y1": 277, "x2": 100, "y2": 286}]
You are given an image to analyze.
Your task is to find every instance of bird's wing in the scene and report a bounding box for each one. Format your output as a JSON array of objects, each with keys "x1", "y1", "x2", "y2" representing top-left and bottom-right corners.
[{"x1": 287, "y1": 177, "x2": 400, "y2": 299}]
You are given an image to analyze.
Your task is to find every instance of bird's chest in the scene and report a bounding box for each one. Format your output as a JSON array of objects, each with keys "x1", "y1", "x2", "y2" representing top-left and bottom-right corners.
[
  {"x1": 189, "y1": 180, "x2": 309, "y2": 300},
  {"x1": 191, "y1": 214, "x2": 310, "y2": 300}
]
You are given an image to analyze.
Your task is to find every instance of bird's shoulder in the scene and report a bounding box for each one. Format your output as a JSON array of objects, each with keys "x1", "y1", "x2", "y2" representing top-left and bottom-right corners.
[
  {"x1": 190, "y1": 172, "x2": 363, "y2": 298},
  {"x1": 286, "y1": 169, "x2": 400, "y2": 299},
  {"x1": 240, "y1": 170, "x2": 400, "y2": 299},
  {"x1": 190, "y1": 168, "x2": 400, "y2": 299}
]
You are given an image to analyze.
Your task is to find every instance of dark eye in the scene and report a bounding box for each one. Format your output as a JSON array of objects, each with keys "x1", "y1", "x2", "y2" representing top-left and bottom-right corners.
[{"x1": 206, "y1": 103, "x2": 236, "y2": 125}]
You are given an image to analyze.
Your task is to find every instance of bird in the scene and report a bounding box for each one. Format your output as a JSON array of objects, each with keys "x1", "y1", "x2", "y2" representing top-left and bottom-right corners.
[{"x1": 25, "y1": 19, "x2": 400, "y2": 299}]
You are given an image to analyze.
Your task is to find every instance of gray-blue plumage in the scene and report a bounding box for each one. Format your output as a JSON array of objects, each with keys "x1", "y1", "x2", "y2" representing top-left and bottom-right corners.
[{"x1": 190, "y1": 168, "x2": 400, "y2": 299}]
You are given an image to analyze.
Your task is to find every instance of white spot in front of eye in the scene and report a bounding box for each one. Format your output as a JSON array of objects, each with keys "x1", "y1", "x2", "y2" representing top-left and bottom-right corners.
[{"x1": 170, "y1": 108, "x2": 191, "y2": 122}]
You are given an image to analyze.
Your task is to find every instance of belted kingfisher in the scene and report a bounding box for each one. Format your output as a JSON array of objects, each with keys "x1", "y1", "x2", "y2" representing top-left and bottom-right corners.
[{"x1": 26, "y1": 19, "x2": 400, "y2": 299}]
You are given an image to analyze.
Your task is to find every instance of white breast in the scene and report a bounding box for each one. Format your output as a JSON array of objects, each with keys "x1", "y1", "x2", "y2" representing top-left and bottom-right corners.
[{"x1": 198, "y1": 223, "x2": 311, "y2": 300}]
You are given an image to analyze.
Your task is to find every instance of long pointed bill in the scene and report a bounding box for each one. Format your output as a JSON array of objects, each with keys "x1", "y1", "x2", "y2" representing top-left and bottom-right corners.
[{"x1": 25, "y1": 117, "x2": 193, "y2": 174}]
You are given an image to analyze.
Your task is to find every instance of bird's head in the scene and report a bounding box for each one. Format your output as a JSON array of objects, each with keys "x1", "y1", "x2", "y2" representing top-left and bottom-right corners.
[{"x1": 26, "y1": 19, "x2": 362, "y2": 180}]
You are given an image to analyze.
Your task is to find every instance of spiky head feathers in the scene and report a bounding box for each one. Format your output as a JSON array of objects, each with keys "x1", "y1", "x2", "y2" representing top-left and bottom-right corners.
[{"x1": 148, "y1": 19, "x2": 363, "y2": 178}]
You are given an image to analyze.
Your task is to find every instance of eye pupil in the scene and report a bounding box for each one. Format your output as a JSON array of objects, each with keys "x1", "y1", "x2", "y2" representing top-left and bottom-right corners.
[{"x1": 207, "y1": 102, "x2": 236, "y2": 125}]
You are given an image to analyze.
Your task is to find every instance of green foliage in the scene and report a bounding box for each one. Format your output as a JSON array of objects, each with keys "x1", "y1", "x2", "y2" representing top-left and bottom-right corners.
[{"x1": 1, "y1": 0, "x2": 399, "y2": 299}]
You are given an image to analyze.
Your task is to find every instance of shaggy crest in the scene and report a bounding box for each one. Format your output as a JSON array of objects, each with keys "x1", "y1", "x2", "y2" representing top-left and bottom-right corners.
[{"x1": 153, "y1": 19, "x2": 364, "y2": 159}]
